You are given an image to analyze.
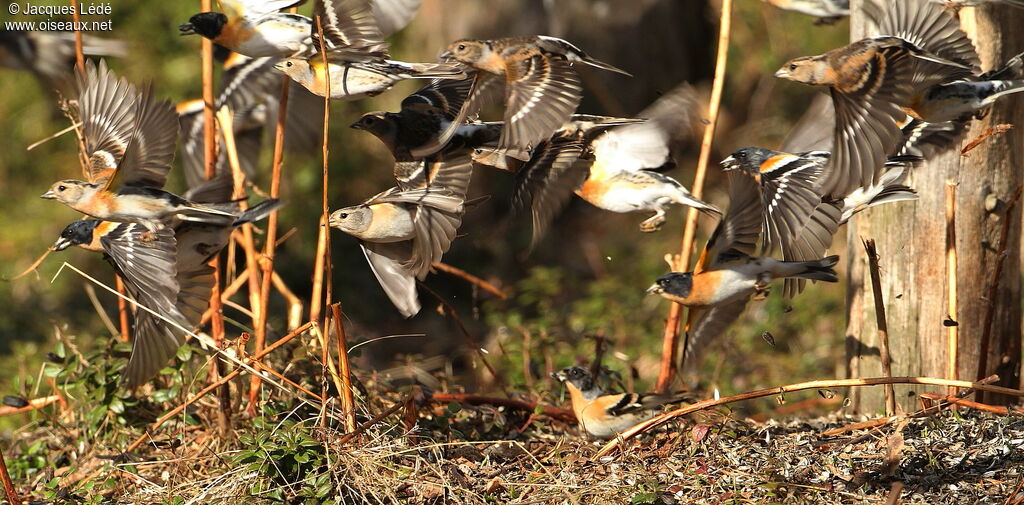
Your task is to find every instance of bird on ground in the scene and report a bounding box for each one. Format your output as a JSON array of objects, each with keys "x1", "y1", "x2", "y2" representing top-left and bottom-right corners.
[
  {"x1": 329, "y1": 153, "x2": 474, "y2": 317},
  {"x1": 512, "y1": 84, "x2": 719, "y2": 247},
  {"x1": 440, "y1": 35, "x2": 630, "y2": 166},
  {"x1": 40, "y1": 60, "x2": 235, "y2": 233},
  {"x1": 552, "y1": 366, "x2": 690, "y2": 439}
]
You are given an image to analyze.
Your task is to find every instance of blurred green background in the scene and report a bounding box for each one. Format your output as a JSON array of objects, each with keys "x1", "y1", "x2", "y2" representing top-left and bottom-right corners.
[{"x1": 0, "y1": 0, "x2": 852, "y2": 424}]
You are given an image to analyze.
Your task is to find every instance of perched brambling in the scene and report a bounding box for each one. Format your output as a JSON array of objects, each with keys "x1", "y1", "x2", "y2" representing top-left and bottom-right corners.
[
  {"x1": 329, "y1": 153, "x2": 473, "y2": 317},
  {"x1": 40, "y1": 60, "x2": 235, "y2": 233},
  {"x1": 721, "y1": 147, "x2": 919, "y2": 295},
  {"x1": 351, "y1": 76, "x2": 502, "y2": 161},
  {"x1": 53, "y1": 182, "x2": 283, "y2": 387},
  {"x1": 762, "y1": 0, "x2": 849, "y2": 23},
  {"x1": 552, "y1": 366, "x2": 689, "y2": 439},
  {"x1": 178, "y1": 52, "x2": 324, "y2": 185},
  {"x1": 513, "y1": 85, "x2": 719, "y2": 247},
  {"x1": 0, "y1": 30, "x2": 126, "y2": 91},
  {"x1": 440, "y1": 35, "x2": 630, "y2": 165},
  {"x1": 774, "y1": 1, "x2": 972, "y2": 199}
]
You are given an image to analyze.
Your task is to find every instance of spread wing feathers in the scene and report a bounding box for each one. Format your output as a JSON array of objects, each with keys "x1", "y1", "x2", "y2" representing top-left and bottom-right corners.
[
  {"x1": 758, "y1": 153, "x2": 829, "y2": 256},
  {"x1": 866, "y1": 0, "x2": 980, "y2": 72},
  {"x1": 76, "y1": 59, "x2": 137, "y2": 185},
  {"x1": 499, "y1": 55, "x2": 582, "y2": 162},
  {"x1": 408, "y1": 205, "x2": 461, "y2": 278},
  {"x1": 635, "y1": 82, "x2": 700, "y2": 144},
  {"x1": 780, "y1": 93, "x2": 835, "y2": 153},
  {"x1": 116, "y1": 83, "x2": 179, "y2": 189},
  {"x1": 699, "y1": 172, "x2": 762, "y2": 272},
  {"x1": 174, "y1": 263, "x2": 215, "y2": 330},
  {"x1": 369, "y1": 187, "x2": 464, "y2": 214},
  {"x1": 125, "y1": 312, "x2": 186, "y2": 387},
  {"x1": 370, "y1": 0, "x2": 421, "y2": 36},
  {"x1": 314, "y1": 0, "x2": 387, "y2": 53},
  {"x1": 413, "y1": 72, "x2": 502, "y2": 160},
  {"x1": 825, "y1": 77, "x2": 907, "y2": 199},
  {"x1": 403, "y1": 76, "x2": 474, "y2": 121},
  {"x1": 894, "y1": 117, "x2": 968, "y2": 158},
  {"x1": 393, "y1": 152, "x2": 474, "y2": 195},
  {"x1": 681, "y1": 300, "x2": 750, "y2": 377},
  {"x1": 779, "y1": 203, "x2": 843, "y2": 297},
  {"x1": 511, "y1": 136, "x2": 588, "y2": 249},
  {"x1": 360, "y1": 242, "x2": 420, "y2": 317}
]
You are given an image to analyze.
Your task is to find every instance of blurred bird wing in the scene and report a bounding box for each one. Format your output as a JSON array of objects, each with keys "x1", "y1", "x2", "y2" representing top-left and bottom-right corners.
[
  {"x1": 635, "y1": 82, "x2": 701, "y2": 143},
  {"x1": 182, "y1": 170, "x2": 235, "y2": 203},
  {"x1": 393, "y1": 152, "x2": 474, "y2": 196},
  {"x1": 423, "y1": 72, "x2": 504, "y2": 159},
  {"x1": 402, "y1": 75, "x2": 475, "y2": 122},
  {"x1": 866, "y1": 0, "x2": 980, "y2": 71},
  {"x1": 699, "y1": 172, "x2": 762, "y2": 272},
  {"x1": 115, "y1": 82, "x2": 180, "y2": 189},
  {"x1": 408, "y1": 204, "x2": 461, "y2": 279},
  {"x1": 360, "y1": 242, "x2": 421, "y2": 317},
  {"x1": 370, "y1": 0, "x2": 420, "y2": 36},
  {"x1": 369, "y1": 186, "x2": 464, "y2": 214},
  {"x1": 76, "y1": 59, "x2": 137, "y2": 186},
  {"x1": 682, "y1": 300, "x2": 749, "y2": 376},
  {"x1": 590, "y1": 120, "x2": 670, "y2": 174},
  {"x1": 780, "y1": 93, "x2": 835, "y2": 153},
  {"x1": 780, "y1": 202, "x2": 842, "y2": 297},
  {"x1": 314, "y1": 0, "x2": 386, "y2": 52},
  {"x1": 499, "y1": 54, "x2": 583, "y2": 161},
  {"x1": 894, "y1": 116, "x2": 968, "y2": 158},
  {"x1": 225, "y1": 0, "x2": 305, "y2": 20},
  {"x1": 510, "y1": 136, "x2": 588, "y2": 249}
]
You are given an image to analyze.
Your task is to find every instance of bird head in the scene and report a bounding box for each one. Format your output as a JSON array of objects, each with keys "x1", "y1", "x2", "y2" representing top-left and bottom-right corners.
[
  {"x1": 52, "y1": 220, "x2": 101, "y2": 251},
  {"x1": 274, "y1": 58, "x2": 313, "y2": 85},
  {"x1": 179, "y1": 12, "x2": 227, "y2": 38},
  {"x1": 721, "y1": 147, "x2": 775, "y2": 173},
  {"x1": 441, "y1": 39, "x2": 487, "y2": 65},
  {"x1": 40, "y1": 180, "x2": 95, "y2": 206},
  {"x1": 647, "y1": 272, "x2": 693, "y2": 299},
  {"x1": 774, "y1": 56, "x2": 826, "y2": 84},
  {"x1": 552, "y1": 366, "x2": 595, "y2": 393},
  {"x1": 328, "y1": 206, "x2": 372, "y2": 235}
]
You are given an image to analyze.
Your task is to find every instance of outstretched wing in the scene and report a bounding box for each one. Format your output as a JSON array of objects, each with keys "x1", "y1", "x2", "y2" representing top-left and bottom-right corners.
[
  {"x1": 698, "y1": 172, "x2": 761, "y2": 272},
  {"x1": 498, "y1": 53, "x2": 582, "y2": 161},
  {"x1": 76, "y1": 59, "x2": 137, "y2": 186},
  {"x1": 511, "y1": 135, "x2": 588, "y2": 249},
  {"x1": 360, "y1": 241, "x2": 420, "y2": 317},
  {"x1": 314, "y1": 0, "x2": 386, "y2": 53},
  {"x1": 117, "y1": 82, "x2": 179, "y2": 189}
]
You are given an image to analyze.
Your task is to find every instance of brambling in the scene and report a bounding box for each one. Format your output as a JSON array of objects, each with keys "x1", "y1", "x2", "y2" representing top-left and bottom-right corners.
[
  {"x1": 774, "y1": 1, "x2": 972, "y2": 199},
  {"x1": 178, "y1": 52, "x2": 324, "y2": 185},
  {"x1": 721, "y1": 147, "x2": 919, "y2": 296},
  {"x1": 180, "y1": 0, "x2": 316, "y2": 58},
  {"x1": 513, "y1": 85, "x2": 720, "y2": 246},
  {"x1": 0, "y1": 30, "x2": 127, "y2": 91},
  {"x1": 329, "y1": 153, "x2": 473, "y2": 317},
  {"x1": 552, "y1": 366, "x2": 689, "y2": 439},
  {"x1": 440, "y1": 35, "x2": 630, "y2": 165},
  {"x1": 351, "y1": 76, "x2": 503, "y2": 161},
  {"x1": 40, "y1": 60, "x2": 235, "y2": 233},
  {"x1": 53, "y1": 185, "x2": 283, "y2": 387},
  {"x1": 762, "y1": 0, "x2": 849, "y2": 23}
]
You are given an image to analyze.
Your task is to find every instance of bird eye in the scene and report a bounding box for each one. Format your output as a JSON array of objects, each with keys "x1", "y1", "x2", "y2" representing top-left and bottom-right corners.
[
  {"x1": 457, "y1": 44, "x2": 466, "y2": 51},
  {"x1": 286, "y1": 61, "x2": 293, "y2": 67},
  {"x1": 736, "y1": 152, "x2": 746, "y2": 159},
  {"x1": 58, "y1": 185, "x2": 66, "y2": 191},
  {"x1": 789, "y1": 64, "x2": 798, "y2": 71},
  {"x1": 339, "y1": 212, "x2": 348, "y2": 218}
]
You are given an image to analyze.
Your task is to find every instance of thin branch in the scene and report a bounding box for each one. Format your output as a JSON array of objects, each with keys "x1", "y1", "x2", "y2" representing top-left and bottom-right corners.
[
  {"x1": 429, "y1": 393, "x2": 576, "y2": 424},
  {"x1": 0, "y1": 444, "x2": 21, "y2": 505},
  {"x1": 978, "y1": 185, "x2": 1023, "y2": 385},
  {"x1": 69, "y1": 0, "x2": 84, "y2": 73},
  {"x1": 1, "y1": 248, "x2": 51, "y2": 282},
  {"x1": 310, "y1": 15, "x2": 333, "y2": 324},
  {"x1": 332, "y1": 303, "x2": 357, "y2": 432},
  {"x1": 0, "y1": 395, "x2": 60, "y2": 417},
  {"x1": 863, "y1": 239, "x2": 896, "y2": 416},
  {"x1": 945, "y1": 181, "x2": 959, "y2": 397},
  {"x1": 595, "y1": 375, "x2": 1023, "y2": 457},
  {"x1": 656, "y1": 0, "x2": 732, "y2": 392},
  {"x1": 431, "y1": 262, "x2": 507, "y2": 299}
]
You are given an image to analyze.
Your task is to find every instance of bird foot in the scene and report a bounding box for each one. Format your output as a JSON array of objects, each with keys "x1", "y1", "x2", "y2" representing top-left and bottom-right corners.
[
  {"x1": 639, "y1": 216, "x2": 665, "y2": 233},
  {"x1": 753, "y1": 280, "x2": 771, "y2": 300},
  {"x1": 139, "y1": 230, "x2": 156, "y2": 243}
]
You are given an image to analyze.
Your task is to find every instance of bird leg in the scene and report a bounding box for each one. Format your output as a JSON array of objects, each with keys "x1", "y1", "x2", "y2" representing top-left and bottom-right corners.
[
  {"x1": 753, "y1": 273, "x2": 772, "y2": 300},
  {"x1": 639, "y1": 210, "x2": 667, "y2": 233}
]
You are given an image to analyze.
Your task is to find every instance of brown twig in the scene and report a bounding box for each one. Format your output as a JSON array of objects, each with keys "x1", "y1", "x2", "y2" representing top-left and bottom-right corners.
[
  {"x1": 961, "y1": 124, "x2": 1013, "y2": 157},
  {"x1": 0, "y1": 443, "x2": 21, "y2": 505},
  {"x1": 335, "y1": 397, "x2": 407, "y2": 448},
  {"x1": 0, "y1": 395, "x2": 61, "y2": 416},
  {"x1": 69, "y1": 0, "x2": 84, "y2": 73},
  {"x1": 978, "y1": 185, "x2": 1023, "y2": 387},
  {"x1": 272, "y1": 271, "x2": 304, "y2": 330},
  {"x1": 918, "y1": 393, "x2": 1013, "y2": 415},
  {"x1": 114, "y1": 275, "x2": 131, "y2": 342},
  {"x1": 332, "y1": 303, "x2": 357, "y2": 432},
  {"x1": 256, "y1": 361, "x2": 324, "y2": 403},
  {"x1": 863, "y1": 239, "x2": 896, "y2": 416},
  {"x1": 945, "y1": 181, "x2": 958, "y2": 397},
  {"x1": 656, "y1": 0, "x2": 732, "y2": 393},
  {"x1": 1, "y1": 248, "x2": 52, "y2": 282},
  {"x1": 309, "y1": 15, "x2": 333, "y2": 324},
  {"x1": 595, "y1": 375, "x2": 1023, "y2": 457},
  {"x1": 429, "y1": 393, "x2": 576, "y2": 424},
  {"x1": 431, "y1": 262, "x2": 507, "y2": 299},
  {"x1": 127, "y1": 322, "x2": 314, "y2": 452},
  {"x1": 884, "y1": 482, "x2": 904, "y2": 505}
]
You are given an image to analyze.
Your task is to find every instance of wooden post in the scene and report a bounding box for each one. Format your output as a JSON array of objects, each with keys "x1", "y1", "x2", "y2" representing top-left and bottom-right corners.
[{"x1": 846, "y1": 0, "x2": 1023, "y2": 411}]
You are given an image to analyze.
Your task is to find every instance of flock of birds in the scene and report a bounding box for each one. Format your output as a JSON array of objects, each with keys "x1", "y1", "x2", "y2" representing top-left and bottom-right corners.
[{"x1": 3, "y1": 0, "x2": 1024, "y2": 437}]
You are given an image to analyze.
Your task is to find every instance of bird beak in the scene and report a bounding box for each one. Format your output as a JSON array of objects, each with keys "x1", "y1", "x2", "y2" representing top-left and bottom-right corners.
[
  {"x1": 720, "y1": 155, "x2": 737, "y2": 170},
  {"x1": 178, "y1": 23, "x2": 195, "y2": 35},
  {"x1": 438, "y1": 50, "x2": 453, "y2": 61},
  {"x1": 551, "y1": 371, "x2": 567, "y2": 382},
  {"x1": 40, "y1": 190, "x2": 56, "y2": 199},
  {"x1": 327, "y1": 211, "x2": 342, "y2": 228},
  {"x1": 350, "y1": 120, "x2": 364, "y2": 130},
  {"x1": 52, "y1": 236, "x2": 73, "y2": 251},
  {"x1": 646, "y1": 284, "x2": 663, "y2": 296},
  {"x1": 773, "y1": 68, "x2": 787, "y2": 78}
]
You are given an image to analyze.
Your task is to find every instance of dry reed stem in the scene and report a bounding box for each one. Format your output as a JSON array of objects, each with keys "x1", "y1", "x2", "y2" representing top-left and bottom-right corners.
[
  {"x1": 127, "y1": 321, "x2": 314, "y2": 452},
  {"x1": 1, "y1": 247, "x2": 51, "y2": 281},
  {"x1": 114, "y1": 275, "x2": 130, "y2": 342},
  {"x1": 334, "y1": 397, "x2": 406, "y2": 448},
  {"x1": 0, "y1": 395, "x2": 60, "y2": 416},
  {"x1": 429, "y1": 393, "x2": 576, "y2": 424},
  {"x1": 83, "y1": 283, "x2": 118, "y2": 337},
  {"x1": 431, "y1": 262, "x2": 507, "y2": 299},
  {"x1": 0, "y1": 444, "x2": 21, "y2": 505},
  {"x1": 309, "y1": 15, "x2": 333, "y2": 325},
  {"x1": 918, "y1": 393, "x2": 1013, "y2": 415},
  {"x1": 978, "y1": 185, "x2": 1023, "y2": 387},
  {"x1": 256, "y1": 362, "x2": 324, "y2": 403},
  {"x1": 198, "y1": 266, "x2": 250, "y2": 326},
  {"x1": 332, "y1": 303, "x2": 357, "y2": 432},
  {"x1": 25, "y1": 122, "x2": 81, "y2": 151},
  {"x1": 69, "y1": 0, "x2": 83, "y2": 73},
  {"x1": 945, "y1": 181, "x2": 958, "y2": 397},
  {"x1": 655, "y1": 0, "x2": 732, "y2": 393},
  {"x1": 595, "y1": 375, "x2": 1024, "y2": 457},
  {"x1": 863, "y1": 239, "x2": 896, "y2": 416},
  {"x1": 250, "y1": 63, "x2": 292, "y2": 414},
  {"x1": 272, "y1": 272, "x2": 303, "y2": 330}
]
